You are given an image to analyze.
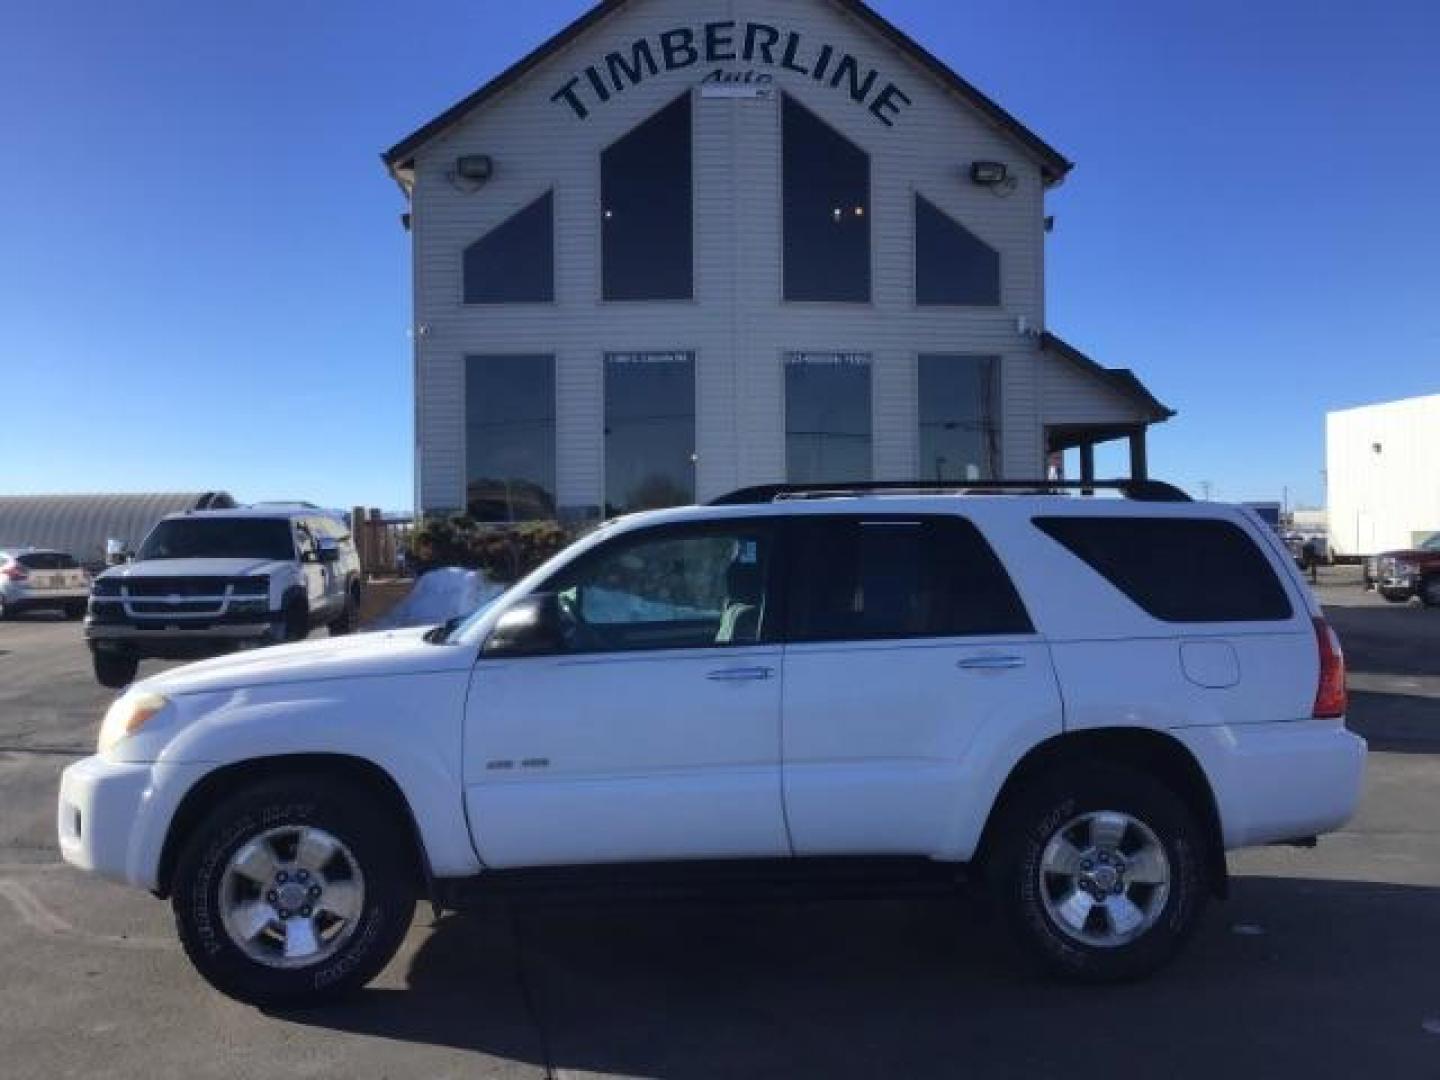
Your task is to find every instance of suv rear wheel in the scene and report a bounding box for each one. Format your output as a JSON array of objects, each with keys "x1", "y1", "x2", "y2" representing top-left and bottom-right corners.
[
  {"x1": 92, "y1": 650, "x2": 138, "y2": 689},
  {"x1": 987, "y1": 761, "x2": 1208, "y2": 982},
  {"x1": 171, "y1": 774, "x2": 416, "y2": 1008}
]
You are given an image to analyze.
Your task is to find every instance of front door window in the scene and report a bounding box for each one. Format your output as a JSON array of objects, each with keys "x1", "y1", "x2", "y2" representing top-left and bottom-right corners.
[{"x1": 545, "y1": 522, "x2": 774, "y2": 653}]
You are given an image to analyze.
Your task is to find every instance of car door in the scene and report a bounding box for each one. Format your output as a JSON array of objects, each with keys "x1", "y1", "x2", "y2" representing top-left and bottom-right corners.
[
  {"x1": 463, "y1": 518, "x2": 790, "y2": 869},
  {"x1": 780, "y1": 513, "x2": 1063, "y2": 858}
]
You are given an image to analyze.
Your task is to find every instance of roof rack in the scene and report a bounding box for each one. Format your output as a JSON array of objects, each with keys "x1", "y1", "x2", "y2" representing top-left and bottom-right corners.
[{"x1": 709, "y1": 479, "x2": 1192, "y2": 506}]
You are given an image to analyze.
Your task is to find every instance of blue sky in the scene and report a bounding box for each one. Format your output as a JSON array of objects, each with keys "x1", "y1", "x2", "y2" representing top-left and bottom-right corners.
[{"x1": 3, "y1": 0, "x2": 1436, "y2": 510}]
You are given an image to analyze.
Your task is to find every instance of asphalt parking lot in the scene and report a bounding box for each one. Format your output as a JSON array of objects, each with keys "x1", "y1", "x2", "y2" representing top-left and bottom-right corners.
[{"x1": 2, "y1": 568, "x2": 1439, "y2": 1079}]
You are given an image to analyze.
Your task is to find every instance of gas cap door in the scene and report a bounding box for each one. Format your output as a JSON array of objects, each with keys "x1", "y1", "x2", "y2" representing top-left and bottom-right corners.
[{"x1": 1180, "y1": 640, "x2": 1241, "y2": 689}]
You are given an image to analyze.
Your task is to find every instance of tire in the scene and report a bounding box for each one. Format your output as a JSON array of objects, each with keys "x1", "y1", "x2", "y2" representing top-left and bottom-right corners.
[
  {"x1": 986, "y1": 761, "x2": 1208, "y2": 983},
  {"x1": 327, "y1": 583, "x2": 360, "y2": 636},
  {"x1": 92, "y1": 651, "x2": 139, "y2": 689},
  {"x1": 171, "y1": 774, "x2": 417, "y2": 1008},
  {"x1": 282, "y1": 596, "x2": 310, "y2": 642},
  {"x1": 1421, "y1": 578, "x2": 1440, "y2": 608},
  {"x1": 1380, "y1": 590, "x2": 1411, "y2": 605}
]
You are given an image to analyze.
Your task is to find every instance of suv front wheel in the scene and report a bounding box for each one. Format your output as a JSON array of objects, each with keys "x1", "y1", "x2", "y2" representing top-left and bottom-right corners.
[
  {"x1": 92, "y1": 650, "x2": 139, "y2": 690},
  {"x1": 987, "y1": 761, "x2": 1208, "y2": 982},
  {"x1": 327, "y1": 582, "x2": 361, "y2": 636},
  {"x1": 171, "y1": 774, "x2": 416, "y2": 1008}
]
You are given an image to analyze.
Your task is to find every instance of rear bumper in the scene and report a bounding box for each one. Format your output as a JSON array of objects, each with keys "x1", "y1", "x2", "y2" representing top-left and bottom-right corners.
[
  {"x1": 1, "y1": 588, "x2": 89, "y2": 608},
  {"x1": 1175, "y1": 720, "x2": 1366, "y2": 850}
]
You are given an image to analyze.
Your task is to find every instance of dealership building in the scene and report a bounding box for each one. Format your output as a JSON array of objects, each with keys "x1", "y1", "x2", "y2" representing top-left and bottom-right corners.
[{"x1": 383, "y1": 0, "x2": 1174, "y2": 521}]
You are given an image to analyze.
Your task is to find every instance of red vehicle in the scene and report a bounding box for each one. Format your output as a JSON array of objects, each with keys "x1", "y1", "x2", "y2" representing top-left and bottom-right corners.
[{"x1": 1374, "y1": 535, "x2": 1440, "y2": 605}]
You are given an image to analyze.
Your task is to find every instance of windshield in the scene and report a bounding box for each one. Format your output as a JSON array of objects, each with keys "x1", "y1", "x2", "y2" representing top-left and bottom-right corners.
[
  {"x1": 1422, "y1": 535, "x2": 1440, "y2": 552},
  {"x1": 137, "y1": 518, "x2": 295, "y2": 562}
]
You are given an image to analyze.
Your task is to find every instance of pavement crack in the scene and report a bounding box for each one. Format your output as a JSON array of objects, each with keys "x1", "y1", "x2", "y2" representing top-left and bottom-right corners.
[{"x1": 503, "y1": 900, "x2": 557, "y2": 1080}]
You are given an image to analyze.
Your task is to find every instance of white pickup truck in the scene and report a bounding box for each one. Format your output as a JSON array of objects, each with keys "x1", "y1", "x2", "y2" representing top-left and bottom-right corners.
[{"x1": 58, "y1": 482, "x2": 1365, "y2": 1007}]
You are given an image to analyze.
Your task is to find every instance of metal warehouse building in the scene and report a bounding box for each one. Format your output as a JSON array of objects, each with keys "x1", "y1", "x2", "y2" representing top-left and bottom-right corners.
[
  {"x1": 1327, "y1": 394, "x2": 1440, "y2": 558},
  {"x1": 0, "y1": 492, "x2": 236, "y2": 568},
  {"x1": 383, "y1": 0, "x2": 1174, "y2": 521}
]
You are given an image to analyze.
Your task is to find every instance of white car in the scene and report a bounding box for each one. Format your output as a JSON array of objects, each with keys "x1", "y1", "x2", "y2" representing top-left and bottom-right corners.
[
  {"x1": 0, "y1": 547, "x2": 91, "y2": 619},
  {"x1": 58, "y1": 481, "x2": 1365, "y2": 1006}
]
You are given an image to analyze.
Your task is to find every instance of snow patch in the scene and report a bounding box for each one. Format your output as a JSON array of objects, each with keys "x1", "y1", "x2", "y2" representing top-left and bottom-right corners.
[{"x1": 373, "y1": 567, "x2": 504, "y2": 630}]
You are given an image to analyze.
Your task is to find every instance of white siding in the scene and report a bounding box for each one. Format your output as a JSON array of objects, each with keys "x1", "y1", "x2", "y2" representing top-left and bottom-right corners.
[
  {"x1": 1041, "y1": 357, "x2": 1154, "y2": 427},
  {"x1": 1326, "y1": 395, "x2": 1440, "y2": 557},
  {"x1": 407, "y1": 0, "x2": 1130, "y2": 513}
]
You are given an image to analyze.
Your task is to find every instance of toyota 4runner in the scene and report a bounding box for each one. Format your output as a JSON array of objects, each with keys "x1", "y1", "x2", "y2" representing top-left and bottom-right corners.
[
  {"x1": 85, "y1": 509, "x2": 364, "y2": 688},
  {"x1": 58, "y1": 480, "x2": 1365, "y2": 1006}
]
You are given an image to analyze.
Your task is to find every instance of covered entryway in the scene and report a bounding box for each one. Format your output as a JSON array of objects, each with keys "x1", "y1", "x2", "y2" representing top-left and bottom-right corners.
[{"x1": 1039, "y1": 332, "x2": 1175, "y2": 483}]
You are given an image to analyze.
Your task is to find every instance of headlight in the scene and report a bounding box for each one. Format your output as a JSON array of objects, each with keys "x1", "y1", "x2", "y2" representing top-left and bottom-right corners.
[
  {"x1": 232, "y1": 576, "x2": 269, "y2": 596},
  {"x1": 98, "y1": 692, "x2": 170, "y2": 755}
]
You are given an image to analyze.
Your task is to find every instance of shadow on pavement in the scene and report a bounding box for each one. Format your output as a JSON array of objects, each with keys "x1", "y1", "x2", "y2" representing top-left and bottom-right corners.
[
  {"x1": 1347, "y1": 690, "x2": 1440, "y2": 753},
  {"x1": 287, "y1": 876, "x2": 1440, "y2": 1078}
]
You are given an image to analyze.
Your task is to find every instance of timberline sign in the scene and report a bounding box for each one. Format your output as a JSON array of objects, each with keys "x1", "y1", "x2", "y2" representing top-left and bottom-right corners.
[{"x1": 551, "y1": 21, "x2": 913, "y2": 127}]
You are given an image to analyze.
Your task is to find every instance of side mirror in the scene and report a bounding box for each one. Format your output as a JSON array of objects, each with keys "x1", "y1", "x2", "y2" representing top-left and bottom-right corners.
[
  {"x1": 316, "y1": 537, "x2": 341, "y2": 564},
  {"x1": 482, "y1": 593, "x2": 565, "y2": 658}
]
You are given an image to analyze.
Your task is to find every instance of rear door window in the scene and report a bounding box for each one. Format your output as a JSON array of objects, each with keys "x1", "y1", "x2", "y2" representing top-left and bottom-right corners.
[
  {"x1": 785, "y1": 515, "x2": 1033, "y2": 642},
  {"x1": 1034, "y1": 516, "x2": 1293, "y2": 622}
]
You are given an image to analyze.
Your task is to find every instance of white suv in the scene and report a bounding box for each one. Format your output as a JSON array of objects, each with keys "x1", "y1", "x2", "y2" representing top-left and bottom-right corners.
[
  {"x1": 57, "y1": 481, "x2": 1365, "y2": 1006},
  {"x1": 85, "y1": 509, "x2": 363, "y2": 688}
]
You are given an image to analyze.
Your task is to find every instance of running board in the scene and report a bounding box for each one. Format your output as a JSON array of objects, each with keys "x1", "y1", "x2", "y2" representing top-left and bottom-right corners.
[{"x1": 432, "y1": 857, "x2": 970, "y2": 909}]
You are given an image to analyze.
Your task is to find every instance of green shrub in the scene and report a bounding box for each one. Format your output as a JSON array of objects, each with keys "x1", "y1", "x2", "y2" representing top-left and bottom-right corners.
[{"x1": 409, "y1": 516, "x2": 575, "y2": 584}]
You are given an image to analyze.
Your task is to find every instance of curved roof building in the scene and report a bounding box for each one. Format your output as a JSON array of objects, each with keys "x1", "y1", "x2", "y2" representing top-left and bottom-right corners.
[{"x1": 0, "y1": 492, "x2": 235, "y2": 566}]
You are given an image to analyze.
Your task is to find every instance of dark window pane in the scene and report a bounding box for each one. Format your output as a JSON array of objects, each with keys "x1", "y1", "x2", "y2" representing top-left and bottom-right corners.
[
  {"x1": 463, "y1": 192, "x2": 554, "y2": 304},
  {"x1": 605, "y1": 352, "x2": 695, "y2": 516},
  {"x1": 16, "y1": 551, "x2": 79, "y2": 570},
  {"x1": 1035, "y1": 517, "x2": 1293, "y2": 622},
  {"x1": 544, "y1": 523, "x2": 775, "y2": 653},
  {"x1": 786, "y1": 516, "x2": 1032, "y2": 642},
  {"x1": 466, "y1": 356, "x2": 556, "y2": 522},
  {"x1": 785, "y1": 353, "x2": 871, "y2": 483},
  {"x1": 602, "y1": 95, "x2": 693, "y2": 301},
  {"x1": 919, "y1": 355, "x2": 1000, "y2": 481},
  {"x1": 783, "y1": 95, "x2": 870, "y2": 302},
  {"x1": 915, "y1": 194, "x2": 999, "y2": 306}
]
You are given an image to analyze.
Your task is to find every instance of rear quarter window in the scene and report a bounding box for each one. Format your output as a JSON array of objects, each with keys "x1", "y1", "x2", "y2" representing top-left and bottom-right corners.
[{"x1": 1034, "y1": 516, "x2": 1293, "y2": 623}]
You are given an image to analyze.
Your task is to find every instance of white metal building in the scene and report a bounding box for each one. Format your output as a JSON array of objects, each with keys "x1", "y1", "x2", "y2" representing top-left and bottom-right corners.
[
  {"x1": 383, "y1": 0, "x2": 1174, "y2": 521},
  {"x1": 1327, "y1": 394, "x2": 1440, "y2": 557}
]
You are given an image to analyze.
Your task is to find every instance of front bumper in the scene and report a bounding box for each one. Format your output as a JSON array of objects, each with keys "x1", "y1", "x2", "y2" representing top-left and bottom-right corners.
[
  {"x1": 58, "y1": 755, "x2": 211, "y2": 891},
  {"x1": 86, "y1": 619, "x2": 278, "y2": 660},
  {"x1": 1175, "y1": 720, "x2": 1367, "y2": 849}
]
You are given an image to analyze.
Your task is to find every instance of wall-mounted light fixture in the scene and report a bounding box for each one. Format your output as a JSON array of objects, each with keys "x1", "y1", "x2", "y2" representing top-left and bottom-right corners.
[{"x1": 970, "y1": 161, "x2": 1009, "y2": 186}]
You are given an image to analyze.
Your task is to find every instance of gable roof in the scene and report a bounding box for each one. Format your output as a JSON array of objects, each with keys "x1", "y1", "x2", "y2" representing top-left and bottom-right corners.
[
  {"x1": 1040, "y1": 331, "x2": 1176, "y2": 424},
  {"x1": 381, "y1": 0, "x2": 1073, "y2": 187}
]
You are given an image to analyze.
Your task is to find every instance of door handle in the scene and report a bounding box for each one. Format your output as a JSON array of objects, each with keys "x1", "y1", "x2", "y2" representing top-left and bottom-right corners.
[
  {"x1": 707, "y1": 666, "x2": 774, "y2": 682},
  {"x1": 957, "y1": 655, "x2": 1026, "y2": 671}
]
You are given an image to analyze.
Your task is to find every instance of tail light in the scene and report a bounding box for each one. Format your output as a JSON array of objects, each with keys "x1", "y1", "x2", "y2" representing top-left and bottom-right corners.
[
  {"x1": 1312, "y1": 616, "x2": 1347, "y2": 719},
  {"x1": 1, "y1": 564, "x2": 27, "y2": 581}
]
